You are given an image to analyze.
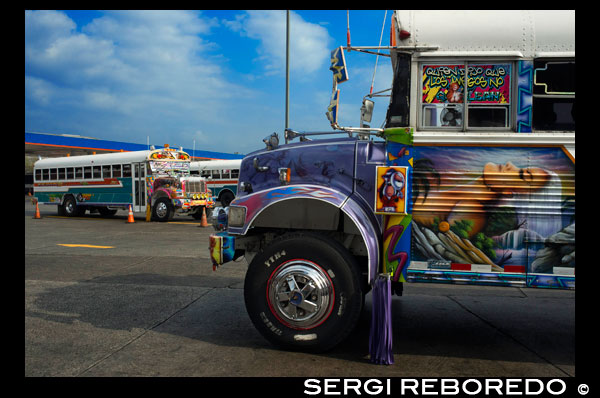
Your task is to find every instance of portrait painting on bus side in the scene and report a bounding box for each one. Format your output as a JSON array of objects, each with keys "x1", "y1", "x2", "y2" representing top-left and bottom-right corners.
[{"x1": 411, "y1": 145, "x2": 575, "y2": 272}]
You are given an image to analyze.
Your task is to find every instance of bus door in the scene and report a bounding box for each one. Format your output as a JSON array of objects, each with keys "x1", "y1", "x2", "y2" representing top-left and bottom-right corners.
[{"x1": 133, "y1": 162, "x2": 147, "y2": 213}]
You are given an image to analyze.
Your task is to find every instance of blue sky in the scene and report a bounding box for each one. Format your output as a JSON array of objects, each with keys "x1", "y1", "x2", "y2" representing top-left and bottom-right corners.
[{"x1": 25, "y1": 10, "x2": 394, "y2": 155}]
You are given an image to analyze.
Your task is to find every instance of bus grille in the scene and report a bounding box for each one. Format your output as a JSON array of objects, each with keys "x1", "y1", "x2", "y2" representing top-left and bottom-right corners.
[{"x1": 183, "y1": 178, "x2": 207, "y2": 194}]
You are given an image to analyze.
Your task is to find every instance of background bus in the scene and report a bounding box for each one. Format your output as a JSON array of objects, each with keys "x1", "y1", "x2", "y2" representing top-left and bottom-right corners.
[
  {"x1": 190, "y1": 159, "x2": 241, "y2": 207},
  {"x1": 33, "y1": 147, "x2": 213, "y2": 221}
]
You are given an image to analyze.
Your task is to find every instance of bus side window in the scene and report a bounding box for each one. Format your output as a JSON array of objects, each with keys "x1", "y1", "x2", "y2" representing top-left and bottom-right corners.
[
  {"x1": 66, "y1": 167, "x2": 74, "y2": 180},
  {"x1": 43, "y1": 169, "x2": 49, "y2": 181},
  {"x1": 93, "y1": 166, "x2": 101, "y2": 179},
  {"x1": 211, "y1": 169, "x2": 220, "y2": 179},
  {"x1": 58, "y1": 168, "x2": 66, "y2": 180},
  {"x1": 50, "y1": 168, "x2": 58, "y2": 180},
  {"x1": 420, "y1": 63, "x2": 511, "y2": 130},
  {"x1": 35, "y1": 169, "x2": 41, "y2": 181},
  {"x1": 123, "y1": 164, "x2": 132, "y2": 178},
  {"x1": 533, "y1": 60, "x2": 575, "y2": 131},
  {"x1": 75, "y1": 167, "x2": 83, "y2": 179},
  {"x1": 113, "y1": 164, "x2": 122, "y2": 178},
  {"x1": 201, "y1": 170, "x2": 211, "y2": 178},
  {"x1": 222, "y1": 169, "x2": 231, "y2": 179},
  {"x1": 231, "y1": 169, "x2": 239, "y2": 179},
  {"x1": 84, "y1": 166, "x2": 92, "y2": 179},
  {"x1": 102, "y1": 165, "x2": 111, "y2": 178}
]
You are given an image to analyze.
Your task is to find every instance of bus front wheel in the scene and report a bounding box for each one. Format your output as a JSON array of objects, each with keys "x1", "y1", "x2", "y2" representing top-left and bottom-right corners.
[
  {"x1": 244, "y1": 232, "x2": 364, "y2": 352},
  {"x1": 152, "y1": 198, "x2": 172, "y2": 222}
]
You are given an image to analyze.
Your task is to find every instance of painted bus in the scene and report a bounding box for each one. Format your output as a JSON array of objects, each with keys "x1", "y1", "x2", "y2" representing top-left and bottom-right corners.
[
  {"x1": 33, "y1": 146, "x2": 214, "y2": 222},
  {"x1": 190, "y1": 159, "x2": 241, "y2": 207},
  {"x1": 208, "y1": 10, "x2": 575, "y2": 355}
]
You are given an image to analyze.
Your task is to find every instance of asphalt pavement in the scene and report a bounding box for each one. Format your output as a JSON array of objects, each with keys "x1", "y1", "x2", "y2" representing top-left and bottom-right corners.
[{"x1": 25, "y1": 196, "x2": 576, "y2": 378}]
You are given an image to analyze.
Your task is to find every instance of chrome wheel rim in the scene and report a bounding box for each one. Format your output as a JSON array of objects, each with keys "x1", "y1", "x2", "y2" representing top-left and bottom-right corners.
[
  {"x1": 155, "y1": 202, "x2": 168, "y2": 218},
  {"x1": 267, "y1": 260, "x2": 334, "y2": 329}
]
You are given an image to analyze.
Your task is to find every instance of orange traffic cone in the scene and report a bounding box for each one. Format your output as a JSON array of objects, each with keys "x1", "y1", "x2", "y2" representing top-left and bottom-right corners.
[
  {"x1": 200, "y1": 206, "x2": 209, "y2": 227},
  {"x1": 127, "y1": 204, "x2": 135, "y2": 223},
  {"x1": 33, "y1": 201, "x2": 41, "y2": 219}
]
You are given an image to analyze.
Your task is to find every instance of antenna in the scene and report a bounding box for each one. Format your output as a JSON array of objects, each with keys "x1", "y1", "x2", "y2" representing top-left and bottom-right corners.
[
  {"x1": 370, "y1": 10, "x2": 388, "y2": 95},
  {"x1": 285, "y1": 10, "x2": 290, "y2": 132}
]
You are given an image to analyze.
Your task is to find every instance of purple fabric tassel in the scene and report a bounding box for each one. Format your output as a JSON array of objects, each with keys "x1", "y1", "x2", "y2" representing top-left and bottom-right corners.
[{"x1": 369, "y1": 274, "x2": 394, "y2": 365}]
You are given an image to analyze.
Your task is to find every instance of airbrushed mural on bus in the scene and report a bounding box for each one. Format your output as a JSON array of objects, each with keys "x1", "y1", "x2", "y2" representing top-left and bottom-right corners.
[
  {"x1": 208, "y1": 10, "x2": 575, "y2": 359},
  {"x1": 408, "y1": 145, "x2": 574, "y2": 288}
]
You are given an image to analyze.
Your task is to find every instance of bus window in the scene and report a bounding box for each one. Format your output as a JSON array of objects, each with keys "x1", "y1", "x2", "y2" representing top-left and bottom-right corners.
[
  {"x1": 420, "y1": 63, "x2": 512, "y2": 130},
  {"x1": 468, "y1": 107, "x2": 508, "y2": 127},
  {"x1": 75, "y1": 167, "x2": 83, "y2": 179},
  {"x1": 43, "y1": 169, "x2": 49, "y2": 181},
  {"x1": 201, "y1": 170, "x2": 211, "y2": 178},
  {"x1": 222, "y1": 169, "x2": 231, "y2": 179},
  {"x1": 231, "y1": 169, "x2": 239, "y2": 179},
  {"x1": 93, "y1": 166, "x2": 101, "y2": 179},
  {"x1": 35, "y1": 169, "x2": 41, "y2": 181},
  {"x1": 211, "y1": 169, "x2": 220, "y2": 179},
  {"x1": 84, "y1": 166, "x2": 92, "y2": 179},
  {"x1": 50, "y1": 168, "x2": 58, "y2": 180},
  {"x1": 123, "y1": 164, "x2": 132, "y2": 178},
  {"x1": 533, "y1": 60, "x2": 575, "y2": 131},
  {"x1": 113, "y1": 164, "x2": 122, "y2": 178},
  {"x1": 58, "y1": 168, "x2": 66, "y2": 180},
  {"x1": 102, "y1": 165, "x2": 111, "y2": 178}
]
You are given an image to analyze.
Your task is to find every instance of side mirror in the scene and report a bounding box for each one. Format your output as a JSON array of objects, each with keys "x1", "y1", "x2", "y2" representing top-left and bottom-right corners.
[
  {"x1": 360, "y1": 98, "x2": 374, "y2": 127},
  {"x1": 263, "y1": 132, "x2": 279, "y2": 150}
]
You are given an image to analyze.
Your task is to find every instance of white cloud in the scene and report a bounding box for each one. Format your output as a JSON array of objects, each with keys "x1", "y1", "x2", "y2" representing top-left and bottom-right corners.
[
  {"x1": 224, "y1": 10, "x2": 332, "y2": 76},
  {"x1": 25, "y1": 76, "x2": 54, "y2": 106},
  {"x1": 24, "y1": 10, "x2": 345, "y2": 153},
  {"x1": 25, "y1": 10, "x2": 259, "y2": 147}
]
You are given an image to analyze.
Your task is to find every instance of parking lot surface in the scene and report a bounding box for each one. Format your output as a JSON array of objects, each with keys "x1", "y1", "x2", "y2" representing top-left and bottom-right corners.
[{"x1": 25, "y1": 197, "x2": 575, "y2": 378}]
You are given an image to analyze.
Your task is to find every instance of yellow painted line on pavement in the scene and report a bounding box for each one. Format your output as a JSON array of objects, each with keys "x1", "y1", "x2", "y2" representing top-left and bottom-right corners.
[{"x1": 58, "y1": 244, "x2": 115, "y2": 249}]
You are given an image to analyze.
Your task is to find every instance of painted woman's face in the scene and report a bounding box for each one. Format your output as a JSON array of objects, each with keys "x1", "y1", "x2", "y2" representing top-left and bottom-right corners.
[{"x1": 483, "y1": 161, "x2": 550, "y2": 194}]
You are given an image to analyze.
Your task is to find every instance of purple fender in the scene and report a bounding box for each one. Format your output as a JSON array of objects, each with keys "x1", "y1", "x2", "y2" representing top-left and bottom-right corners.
[
  {"x1": 229, "y1": 185, "x2": 381, "y2": 283},
  {"x1": 341, "y1": 193, "x2": 382, "y2": 284}
]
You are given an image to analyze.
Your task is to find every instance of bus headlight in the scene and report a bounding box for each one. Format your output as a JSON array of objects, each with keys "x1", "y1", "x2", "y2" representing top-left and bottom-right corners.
[{"x1": 228, "y1": 206, "x2": 246, "y2": 227}]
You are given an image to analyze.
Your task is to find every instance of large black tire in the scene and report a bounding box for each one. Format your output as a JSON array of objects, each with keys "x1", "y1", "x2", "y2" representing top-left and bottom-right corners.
[
  {"x1": 219, "y1": 190, "x2": 235, "y2": 207},
  {"x1": 244, "y1": 232, "x2": 364, "y2": 352},
  {"x1": 60, "y1": 195, "x2": 83, "y2": 217},
  {"x1": 152, "y1": 197, "x2": 172, "y2": 222},
  {"x1": 192, "y1": 206, "x2": 205, "y2": 220}
]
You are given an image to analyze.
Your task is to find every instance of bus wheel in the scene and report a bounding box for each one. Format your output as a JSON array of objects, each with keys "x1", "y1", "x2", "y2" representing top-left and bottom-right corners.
[
  {"x1": 152, "y1": 197, "x2": 172, "y2": 222},
  {"x1": 61, "y1": 196, "x2": 79, "y2": 217},
  {"x1": 220, "y1": 191, "x2": 235, "y2": 207},
  {"x1": 192, "y1": 206, "x2": 204, "y2": 220},
  {"x1": 244, "y1": 232, "x2": 363, "y2": 352}
]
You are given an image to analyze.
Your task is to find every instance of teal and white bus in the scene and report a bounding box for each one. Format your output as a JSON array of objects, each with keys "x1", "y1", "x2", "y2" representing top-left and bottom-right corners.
[
  {"x1": 190, "y1": 159, "x2": 241, "y2": 207},
  {"x1": 33, "y1": 146, "x2": 214, "y2": 221}
]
